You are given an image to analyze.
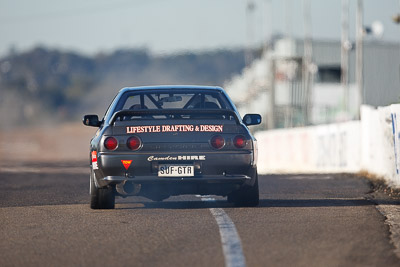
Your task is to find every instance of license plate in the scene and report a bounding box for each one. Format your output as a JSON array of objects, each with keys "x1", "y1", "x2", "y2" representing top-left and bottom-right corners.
[{"x1": 158, "y1": 164, "x2": 194, "y2": 177}]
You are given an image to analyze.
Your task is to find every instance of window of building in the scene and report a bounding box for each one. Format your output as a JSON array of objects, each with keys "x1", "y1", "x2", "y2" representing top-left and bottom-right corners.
[{"x1": 316, "y1": 65, "x2": 341, "y2": 83}]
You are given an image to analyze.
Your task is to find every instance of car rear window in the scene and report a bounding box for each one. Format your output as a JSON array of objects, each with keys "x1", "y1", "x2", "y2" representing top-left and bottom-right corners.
[
  {"x1": 112, "y1": 90, "x2": 235, "y2": 122},
  {"x1": 120, "y1": 91, "x2": 229, "y2": 110}
]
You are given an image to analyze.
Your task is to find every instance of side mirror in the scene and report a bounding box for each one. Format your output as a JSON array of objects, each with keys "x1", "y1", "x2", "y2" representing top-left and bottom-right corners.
[
  {"x1": 83, "y1": 115, "x2": 101, "y2": 127},
  {"x1": 243, "y1": 114, "x2": 262, "y2": 126}
]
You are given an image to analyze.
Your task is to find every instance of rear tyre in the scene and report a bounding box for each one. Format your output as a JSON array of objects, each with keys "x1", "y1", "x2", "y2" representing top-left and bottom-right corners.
[
  {"x1": 90, "y1": 169, "x2": 115, "y2": 209},
  {"x1": 229, "y1": 173, "x2": 259, "y2": 207}
]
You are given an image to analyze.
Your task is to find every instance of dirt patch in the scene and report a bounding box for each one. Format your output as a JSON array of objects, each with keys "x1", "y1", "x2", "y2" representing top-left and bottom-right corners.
[
  {"x1": 355, "y1": 171, "x2": 400, "y2": 199},
  {"x1": 357, "y1": 171, "x2": 400, "y2": 261}
]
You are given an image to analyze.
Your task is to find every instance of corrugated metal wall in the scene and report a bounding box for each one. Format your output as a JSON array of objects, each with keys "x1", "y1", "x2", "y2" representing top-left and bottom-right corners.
[
  {"x1": 363, "y1": 42, "x2": 400, "y2": 106},
  {"x1": 295, "y1": 39, "x2": 400, "y2": 106}
]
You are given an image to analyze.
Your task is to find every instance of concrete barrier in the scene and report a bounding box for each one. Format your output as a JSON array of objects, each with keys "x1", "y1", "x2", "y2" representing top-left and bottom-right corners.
[
  {"x1": 393, "y1": 106, "x2": 400, "y2": 182},
  {"x1": 256, "y1": 121, "x2": 361, "y2": 174},
  {"x1": 255, "y1": 104, "x2": 400, "y2": 188}
]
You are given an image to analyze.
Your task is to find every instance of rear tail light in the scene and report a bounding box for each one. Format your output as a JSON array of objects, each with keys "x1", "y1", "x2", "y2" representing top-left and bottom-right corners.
[
  {"x1": 210, "y1": 135, "x2": 225, "y2": 149},
  {"x1": 233, "y1": 135, "x2": 247, "y2": 148},
  {"x1": 104, "y1": 137, "x2": 118, "y2": 150},
  {"x1": 127, "y1": 136, "x2": 141, "y2": 151}
]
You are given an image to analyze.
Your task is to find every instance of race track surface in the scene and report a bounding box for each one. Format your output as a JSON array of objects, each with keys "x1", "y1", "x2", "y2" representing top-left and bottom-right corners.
[{"x1": 1, "y1": 162, "x2": 399, "y2": 267}]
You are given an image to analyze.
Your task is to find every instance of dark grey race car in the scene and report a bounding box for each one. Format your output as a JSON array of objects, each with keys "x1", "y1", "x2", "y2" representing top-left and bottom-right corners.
[{"x1": 83, "y1": 85, "x2": 261, "y2": 209}]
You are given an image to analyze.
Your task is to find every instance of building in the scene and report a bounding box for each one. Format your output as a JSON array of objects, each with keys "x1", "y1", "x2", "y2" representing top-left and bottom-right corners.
[{"x1": 224, "y1": 38, "x2": 400, "y2": 128}]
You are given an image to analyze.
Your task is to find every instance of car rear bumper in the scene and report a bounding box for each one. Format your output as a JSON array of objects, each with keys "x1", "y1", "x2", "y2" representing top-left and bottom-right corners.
[
  {"x1": 103, "y1": 174, "x2": 251, "y2": 184},
  {"x1": 94, "y1": 151, "x2": 255, "y2": 186},
  {"x1": 93, "y1": 152, "x2": 257, "y2": 197},
  {"x1": 104, "y1": 174, "x2": 253, "y2": 197}
]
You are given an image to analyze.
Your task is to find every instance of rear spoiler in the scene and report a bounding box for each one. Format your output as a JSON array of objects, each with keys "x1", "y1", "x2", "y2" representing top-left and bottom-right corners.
[{"x1": 110, "y1": 109, "x2": 241, "y2": 125}]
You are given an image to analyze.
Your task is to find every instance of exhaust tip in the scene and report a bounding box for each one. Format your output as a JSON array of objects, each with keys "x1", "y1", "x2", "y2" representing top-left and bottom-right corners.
[{"x1": 116, "y1": 181, "x2": 141, "y2": 195}]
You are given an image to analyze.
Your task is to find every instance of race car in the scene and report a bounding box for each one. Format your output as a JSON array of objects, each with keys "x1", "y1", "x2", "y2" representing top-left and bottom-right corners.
[{"x1": 83, "y1": 85, "x2": 261, "y2": 209}]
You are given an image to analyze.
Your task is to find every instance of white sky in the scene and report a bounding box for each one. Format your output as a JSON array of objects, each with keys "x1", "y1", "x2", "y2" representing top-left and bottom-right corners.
[{"x1": 0, "y1": 0, "x2": 399, "y2": 56}]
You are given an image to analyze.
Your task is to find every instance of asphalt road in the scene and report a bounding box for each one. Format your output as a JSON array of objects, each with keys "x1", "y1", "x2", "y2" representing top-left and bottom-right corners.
[{"x1": 1, "y1": 162, "x2": 399, "y2": 267}]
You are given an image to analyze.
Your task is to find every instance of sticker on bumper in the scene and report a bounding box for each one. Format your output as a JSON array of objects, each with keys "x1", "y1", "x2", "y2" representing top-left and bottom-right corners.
[
  {"x1": 92, "y1": 151, "x2": 98, "y2": 170},
  {"x1": 126, "y1": 124, "x2": 223, "y2": 134},
  {"x1": 121, "y1": 160, "x2": 132, "y2": 170},
  {"x1": 147, "y1": 155, "x2": 206, "y2": 161}
]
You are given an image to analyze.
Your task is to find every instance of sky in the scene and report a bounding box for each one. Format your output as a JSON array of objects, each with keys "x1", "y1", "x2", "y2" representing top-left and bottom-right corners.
[{"x1": 0, "y1": 0, "x2": 399, "y2": 57}]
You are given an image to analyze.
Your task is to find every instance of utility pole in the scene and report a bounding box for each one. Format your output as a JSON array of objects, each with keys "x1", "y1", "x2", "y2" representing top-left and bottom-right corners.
[
  {"x1": 356, "y1": 0, "x2": 363, "y2": 119},
  {"x1": 263, "y1": 0, "x2": 275, "y2": 129},
  {"x1": 268, "y1": 61, "x2": 276, "y2": 129},
  {"x1": 284, "y1": 0, "x2": 293, "y2": 39},
  {"x1": 303, "y1": 0, "x2": 312, "y2": 125},
  {"x1": 245, "y1": 0, "x2": 255, "y2": 67},
  {"x1": 341, "y1": 0, "x2": 350, "y2": 118},
  {"x1": 262, "y1": 0, "x2": 272, "y2": 54}
]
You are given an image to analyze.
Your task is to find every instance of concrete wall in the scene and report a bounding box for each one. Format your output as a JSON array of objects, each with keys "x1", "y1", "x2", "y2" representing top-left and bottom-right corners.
[
  {"x1": 361, "y1": 105, "x2": 400, "y2": 187},
  {"x1": 255, "y1": 104, "x2": 400, "y2": 188}
]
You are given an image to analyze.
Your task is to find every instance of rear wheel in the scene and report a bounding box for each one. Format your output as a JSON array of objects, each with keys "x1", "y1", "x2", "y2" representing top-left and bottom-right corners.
[
  {"x1": 90, "y1": 169, "x2": 115, "y2": 209},
  {"x1": 228, "y1": 173, "x2": 259, "y2": 207}
]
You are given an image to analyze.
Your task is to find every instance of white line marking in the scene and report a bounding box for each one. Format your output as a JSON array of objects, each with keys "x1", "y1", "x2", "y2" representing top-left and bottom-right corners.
[
  {"x1": 201, "y1": 196, "x2": 246, "y2": 267},
  {"x1": 286, "y1": 175, "x2": 333, "y2": 180}
]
